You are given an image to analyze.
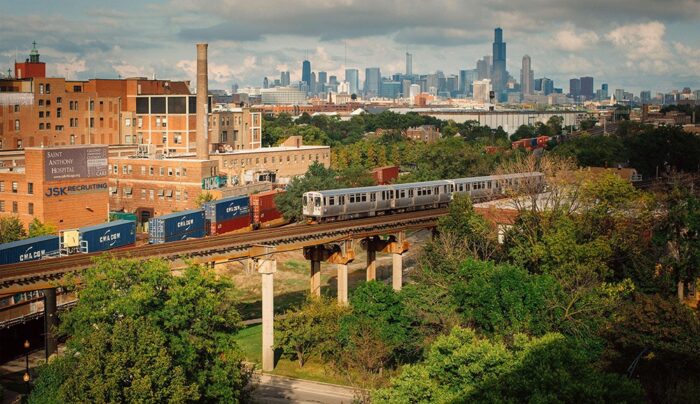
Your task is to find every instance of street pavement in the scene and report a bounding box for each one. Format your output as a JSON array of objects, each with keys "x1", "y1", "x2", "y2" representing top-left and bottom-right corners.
[{"x1": 252, "y1": 373, "x2": 359, "y2": 403}]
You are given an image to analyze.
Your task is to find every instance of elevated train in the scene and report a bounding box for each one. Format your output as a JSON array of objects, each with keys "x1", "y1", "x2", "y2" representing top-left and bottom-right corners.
[{"x1": 303, "y1": 172, "x2": 544, "y2": 222}]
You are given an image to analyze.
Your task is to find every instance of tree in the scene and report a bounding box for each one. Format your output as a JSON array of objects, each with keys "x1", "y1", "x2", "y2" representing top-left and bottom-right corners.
[
  {"x1": 275, "y1": 162, "x2": 339, "y2": 222},
  {"x1": 551, "y1": 134, "x2": 627, "y2": 167},
  {"x1": 511, "y1": 124, "x2": 535, "y2": 141},
  {"x1": 276, "y1": 296, "x2": 348, "y2": 367},
  {"x1": 374, "y1": 327, "x2": 643, "y2": 403},
  {"x1": 30, "y1": 258, "x2": 251, "y2": 403},
  {"x1": 546, "y1": 115, "x2": 564, "y2": 135},
  {"x1": 195, "y1": 191, "x2": 217, "y2": 207},
  {"x1": 0, "y1": 216, "x2": 26, "y2": 243},
  {"x1": 28, "y1": 218, "x2": 57, "y2": 238}
]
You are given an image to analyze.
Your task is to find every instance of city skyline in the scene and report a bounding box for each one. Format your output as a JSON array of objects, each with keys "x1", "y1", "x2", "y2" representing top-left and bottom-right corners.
[{"x1": 1, "y1": 0, "x2": 699, "y2": 94}]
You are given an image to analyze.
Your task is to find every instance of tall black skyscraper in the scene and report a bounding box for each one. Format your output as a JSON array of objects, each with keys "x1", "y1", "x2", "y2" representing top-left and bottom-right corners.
[
  {"x1": 302, "y1": 60, "x2": 311, "y2": 92},
  {"x1": 491, "y1": 27, "x2": 507, "y2": 101}
]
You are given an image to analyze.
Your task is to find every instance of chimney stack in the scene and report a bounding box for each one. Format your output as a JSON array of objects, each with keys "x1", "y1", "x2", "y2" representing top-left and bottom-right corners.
[{"x1": 196, "y1": 43, "x2": 209, "y2": 160}]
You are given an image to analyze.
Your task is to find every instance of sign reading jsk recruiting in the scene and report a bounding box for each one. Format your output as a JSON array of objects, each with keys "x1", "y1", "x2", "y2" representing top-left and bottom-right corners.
[{"x1": 44, "y1": 147, "x2": 108, "y2": 181}]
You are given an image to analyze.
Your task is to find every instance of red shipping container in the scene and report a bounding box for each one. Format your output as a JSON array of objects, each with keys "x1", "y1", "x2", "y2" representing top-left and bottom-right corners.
[
  {"x1": 210, "y1": 215, "x2": 250, "y2": 235},
  {"x1": 536, "y1": 136, "x2": 550, "y2": 146},
  {"x1": 251, "y1": 189, "x2": 285, "y2": 226},
  {"x1": 371, "y1": 166, "x2": 399, "y2": 185}
]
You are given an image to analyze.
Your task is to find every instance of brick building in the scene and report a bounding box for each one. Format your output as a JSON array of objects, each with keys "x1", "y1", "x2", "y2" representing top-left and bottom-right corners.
[
  {"x1": 404, "y1": 125, "x2": 441, "y2": 143},
  {"x1": 209, "y1": 107, "x2": 262, "y2": 151},
  {"x1": 0, "y1": 145, "x2": 109, "y2": 231}
]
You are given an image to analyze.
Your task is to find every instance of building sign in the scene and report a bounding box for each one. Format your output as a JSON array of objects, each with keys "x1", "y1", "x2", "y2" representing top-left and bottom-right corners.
[
  {"x1": 44, "y1": 147, "x2": 108, "y2": 181},
  {"x1": 45, "y1": 182, "x2": 108, "y2": 197}
]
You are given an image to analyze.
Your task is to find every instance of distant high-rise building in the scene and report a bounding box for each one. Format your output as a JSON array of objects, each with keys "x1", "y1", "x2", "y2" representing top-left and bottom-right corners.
[
  {"x1": 345, "y1": 68, "x2": 359, "y2": 95},
  {"x1": 310, "y1": 72, "x2": 317, "y2": 95},
  {"x1": 476, "y1": 56, "x2": 491, "y2": 80},
  {"x1": 402, "y1": 79, "x2": 412, "y2": 98},
  {"x1": 231, "y1": 83, "x2": 239, "y2": 94},
  {"x1": 614, "y1": 89, "x2": 625, "y2": 103},
  {"x1": 263, "y1": 77, "x2": 269, "y2": 89},
  {"x1": 364, "y1": 67, "x2": 381, "y2": 97},
  {"x1": 318, "y1": 71, "x2": 327, "y2": 85},
  {"x1": 535, "y1": 77, "x2": 554, "y2": 95},
  {"x1": 409, "y1": 84, "x2": 421, "y2": 105},
  {"x1": 601, "y1": 83, "x2": 609, "y2": 100},
  {"x1": 446, "y1": 75, "x2": 459, "y2": 97},
  {"x1": 491, "y1": 28, "x2": 508, "y2": 101},
  {"x1": 472, "y1": 79, "x2": 492, "y2": 103},
  {"x1": 580, "y1": 76, "x2": 594, "y2": 100},
  {"x1": 406, "y1": 52, "x2": 413, "y2": 76},
  {"x1": 520, "y1": 55, "x2": 533, "y2": 96},
  {"x1": 569, "y1": 78, "x2": 580, "y2": 98},
  {"x1": 459, "y1": 69, "x2": 477, "y2": 96},
  {"x1": 302, "y1": 60, "x2": 311, "y2": 92},
  {"x1": 640, "y1": 90, "x2": 652, "y2": 104},
  {"x1": 280, "y1": 71, "x2": 290, "y2": 86},
  {"x1": 380, "y1": 80, "x2": 401, "y2": 99}
]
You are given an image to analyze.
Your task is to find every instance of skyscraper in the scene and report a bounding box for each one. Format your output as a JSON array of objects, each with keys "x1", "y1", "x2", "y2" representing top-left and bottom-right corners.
[
  {"x1": 476, "y1": 56, "x2": 491, "y2": 80},
  {"x1": 580, "y1": 76, "x2": 594, "y2": 100},
  {"x1": 406, "y1": 52, "x2": 413, "y2": 76},
  {"x1": 640, "y1": 90, "x2": 652, "y2": 104},
  {"x1": 364, "y1": 67, "x2": 381, "y2": 97},
  {"x1": 318, "y1": 71, "x2": 327, "y2": 85},
  {"x1": 301, "y1": 60, "x2": 311, "y2": 92},
  {"x1": 280, "y1": 71, "x2": 290, "y2": 86},
  {"x1": 520, "y1": 55, "x2": 533, "y2": 96},
  {"x1": 491, "y1": 28, "x2": 507, "y2": 101},
  {"x1": 459, "y1": 69, "x2": 477, "y2": 96},
  {"x1": 601, "y1": 83, "x2": 609, "y2": 100},
  {"x1": 569, "y1": 78, "x2": 581, "y2": 98},
  {"x1": 310, "y1": 72, "x2": 317, "y2": 95},
  {"x1": 345, "y1": 68, "x2": 359, "y2": 95}
]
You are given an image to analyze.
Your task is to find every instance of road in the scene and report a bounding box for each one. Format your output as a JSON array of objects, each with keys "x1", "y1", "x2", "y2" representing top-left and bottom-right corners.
[{"x1": 252, "y1": 374, "x2": 359, "y2": 404}]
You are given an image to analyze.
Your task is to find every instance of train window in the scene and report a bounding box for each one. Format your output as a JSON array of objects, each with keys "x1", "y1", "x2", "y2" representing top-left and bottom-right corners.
[
  {"x1": 459, "y1": 184, "x2": 464, "y2": 192},
  {"x1": 381, "y1": 191, "x2": 385, "y2": 200},
  {"x1": 329, "y1": 196, "x2": 335, "y2": 206},
  {"x1": 340, "y1": 196, "x2": 345, "y2": 205},
  {"x1": 349, "y1": 195, "x2": 355, "y2": 203},
  {"x1": 361, "y1": 194, "x2": 367, "y2": 202},
  {"x1": 303, "y1": 196, "x2": 308, "y2": 206},
  {"x1": 370, "y1": 193, "x2": 376, "y2": 202},
  {"x1": 314, "y1": 197, "x2": 321, "y2": 207},
  {"x1": 434, "y1": 186, "x2": 439, "y2": 194}
]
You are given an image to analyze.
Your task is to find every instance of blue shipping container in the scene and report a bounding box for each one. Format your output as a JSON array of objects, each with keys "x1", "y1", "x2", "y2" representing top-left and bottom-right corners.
[
  {"x1": 204, "y1": 195, "x2": 250, "y2": 222},
  {"x1": 149, "y1": 228, "x2": 207, "y2": 244},
  {"x1": 79, "y1": 220, "x2": 136, "y2": 253},
  {"x1": 0, "y1": 235, "x2": 60, "y2": 266},
  {"x1": 149, "y1": 209, "x2": 205, "y2": 242},
  {"x1": 530, "y1": 138, "x2": 538, "y2": 147}
]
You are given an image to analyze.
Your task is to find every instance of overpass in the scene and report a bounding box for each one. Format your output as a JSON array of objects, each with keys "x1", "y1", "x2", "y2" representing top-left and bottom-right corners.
[{"x1": 0, "y1": 208, "x2": 447, "y2": 370}]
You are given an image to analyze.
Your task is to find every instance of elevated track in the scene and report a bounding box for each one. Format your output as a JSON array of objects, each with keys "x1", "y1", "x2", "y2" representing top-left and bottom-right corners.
[{"x1": 0, "y1": 209, "x2": 447, "y2": 294}]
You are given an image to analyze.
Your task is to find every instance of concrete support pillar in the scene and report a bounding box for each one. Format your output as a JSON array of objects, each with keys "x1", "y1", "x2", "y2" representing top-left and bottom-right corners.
[
  {"x1": 257, "y1": 249, "x2": 277, "y2": 372},
  {"x1": 43, "y1": 288, "x2": 58, "y2": 360},
  {"x1": 392, "y1": 253, "x2": 403, "y2": 291},
  {"x1": 366, "y1": 243, "x2": 376, "y2": 281},
  {"x1": 310, "y1": 260, "x2": 321, "y2": 297},
  {"x1": 337, "y1": 264, "x2": 348, "y2": 305}
]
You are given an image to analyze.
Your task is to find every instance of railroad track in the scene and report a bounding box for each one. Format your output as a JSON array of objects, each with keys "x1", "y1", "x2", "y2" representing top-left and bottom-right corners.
[{"x1": 0, "y1": 209, "x2": 447, "y2": 293}]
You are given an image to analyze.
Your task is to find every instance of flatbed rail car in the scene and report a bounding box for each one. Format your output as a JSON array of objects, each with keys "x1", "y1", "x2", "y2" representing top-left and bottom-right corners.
[{"x1": 303, "y1": 172, "x2": 544, "y2": 222}]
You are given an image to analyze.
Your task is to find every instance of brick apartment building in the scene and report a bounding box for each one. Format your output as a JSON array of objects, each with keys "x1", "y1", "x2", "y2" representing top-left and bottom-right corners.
[
  {"x1": 404, "y1": 125, "x2": 441, "y2": 142},
  {"x1": 209, "y1": 107, "x2": 262, "y2": 151},
  {"x1": 0, "y1": 145, "x2": 109, "y2": 231}
]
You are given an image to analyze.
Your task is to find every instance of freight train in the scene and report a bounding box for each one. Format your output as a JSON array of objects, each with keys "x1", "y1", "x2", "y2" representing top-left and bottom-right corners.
[
  {"x1": 302, "y1": 172, "x2": 544, "y2": 222},
  {"x1": 0, "y1": 189, "x2": 286, "y2": 267}
]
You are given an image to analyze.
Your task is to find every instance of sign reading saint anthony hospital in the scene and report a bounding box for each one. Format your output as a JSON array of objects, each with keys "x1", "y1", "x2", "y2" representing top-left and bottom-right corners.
[{"x1": 44, "y1": 147, "x2": 108, "y2": 181}]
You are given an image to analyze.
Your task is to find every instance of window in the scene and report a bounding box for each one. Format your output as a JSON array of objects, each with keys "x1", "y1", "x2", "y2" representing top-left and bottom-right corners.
[
  {"x1": 124, "y1": 118, "x2": 131, "y2": 127},
  {"x1": 27, "y1": 183, "x2": 33, "y2": 194},
  {"x1": 122, "y1": 165, "x2": 127, "y2": 174},
  {"x1": 141, "y1": 189, "x2": 146, "y2": 199},
  {"x1": 329, "y1": 196, "x2": 335, "y2": 205},
  {"x1": 90, "y1": 118, "x2": 94, "y2": 128},
  {"x1": 175, "y1": 190, "x2": 181, "y2": 200},
  {"x1": 39, "y1": 111, "x2": 44, "y2": 118},
  {"x1": 182, "y1": 168, "x2": 187, "y2": 177},
  {"x1": 0, "y1": 181, "x2": 4, "y2": 192},
  {"x1": 109, "y1": 186, "x2": 117, "y2": 195},
  {"x1": 175, "y1": 168, "x2": 180, "y2": 177},
  {"x1": 12, "y1": 201, "x2": 18, "y2": 213},
  {"x1": 13, "y1": 105, "x2": 19, "y2": 112},
  {"x1": 45, "y1": 84, "x2": 51, "y2": 94},
  {"x1": 149, "y1": 167, "x2": 154, "y2": 175},
  {"x1": 56, "y1": 97, "x2": 62, "y2": 104},
  {"x1": 11, "y1": 182, "x2": 18, "y2": 193},
  {"x1": 0, "y1": 201, "x2": 4, "y2": 212},
  {"x1": 14, "y1": 120, "x2": 20, "y2": 131},
  {"x1": 162, "y1": 134, "x2": 167, "y2": 144},
  {"x1": 113, "y1": 165, "x2": 118, "y2": 174},
  {"x1": 38, "y1": 99, "x2": 44, "y2": 107},
  {"x1": 39, "y1": 84, "x2": 44, "y2": 94},
  {"x1": 137, "y1": 118, "x2": 143, "y2": 128},
  {"x1": 56, "y1": 108, "x2": 62, "y2": 118},
  {"x1": 370, "y1": 193, "x2": 376, "y2": 202},
  {"x1": 168, "y1": 168, "x2": 173, "y2": 176},
  {"x1": 70, "y1": 134, "x2": 75, "y2": 144},
  {"x1": 149, "y1": 189, "x2": 154, "y2": 200},
  {"x1": 361, "y1": 194, "x2": 367, "y2": 202},
  {"x1": 141, "y1": 166, "x2": 146, "y2": 175},
  {"x1": 89, "y1": 100, "x2": 94, "y2": 111},
  {"x1": 349, "y1": 194, "x2": 355, "y2": 203},
  {"x1": 28, "y1": 203, "x2": 34, "y2": 215},
  {"x1": 160, "y1": 167, "x2": 165, "y2": 176},
  {"x1": 184, "y1": 191, "x2": 188, "y2": 200}
]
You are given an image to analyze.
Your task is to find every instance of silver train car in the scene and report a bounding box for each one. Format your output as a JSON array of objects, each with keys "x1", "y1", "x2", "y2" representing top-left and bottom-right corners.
[{"x1": 302, "y1": 172, "x2": 544, "y2": 222}]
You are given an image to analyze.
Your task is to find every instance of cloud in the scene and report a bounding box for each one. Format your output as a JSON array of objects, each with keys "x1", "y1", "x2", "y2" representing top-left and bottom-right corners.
[
  {"x1": 50, "y1": 57, "x2": 87, "y2": 79},
  {"x1": 553, "y1": 25, "x2": 599, "y2": 51}
]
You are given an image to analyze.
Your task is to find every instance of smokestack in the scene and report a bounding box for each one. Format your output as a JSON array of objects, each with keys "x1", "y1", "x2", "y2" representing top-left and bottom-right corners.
[{"x1": 196, "y1": 43, "x2": 209, "y2": 160}]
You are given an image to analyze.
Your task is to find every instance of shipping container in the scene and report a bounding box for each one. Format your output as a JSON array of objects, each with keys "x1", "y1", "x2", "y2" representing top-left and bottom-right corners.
[
  {"x1": 149, "y1": 228, "x2": 207, "y2": 244},
  {"x1": 204, "y1": 195, "x2": 249, "y2": 222},
  {"x1": 530, "y1": 138, "x2": 538, "y2": 148},
  {"x1": 251, "y1": 189, "x2": 285, "y2": 228},
  {"x1": 109, "y1": 212, "x2": 137, "y2": 222},
  {"x1": 0, "y1": 235, "x2": 60, "y2": 266},
  {"x1": 78, "y1": 220, "x2": 136, "y2": 253},
  {"x1": 148, "y1": 209, "x2": 205, "y2": 243},
  {"x1": 209, "y1": 215, "x2": 250, "y2": 236}
]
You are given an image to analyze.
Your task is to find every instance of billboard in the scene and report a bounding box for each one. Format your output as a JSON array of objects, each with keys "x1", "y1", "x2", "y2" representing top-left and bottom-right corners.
[{"x1": 44, "y1": 147, "x2": 108, "y2": 181}]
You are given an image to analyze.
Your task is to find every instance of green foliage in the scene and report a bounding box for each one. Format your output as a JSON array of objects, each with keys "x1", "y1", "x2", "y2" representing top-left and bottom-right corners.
[
  {"x1": 511, "y1": 124, "x2": 535, "y2": 141},
  {"x1": 450, "y1": 259, "x2": 558, "y2": 337},
  {"x1": 195, "y1": 191, "x2": 217, "y2": 208},
  {"x1": 276, "y1": 296, "x2": 349, "y2": 367},
  {"x1": 603, "y1": 293, "x2": 700, "y2": 402},
  {"x1": 399, "y1": 283, "x2": 460, "y2": 343},
  {"x1": 552, "y1": 134, "x2": 627, "y2": 167},
  {"x1": 374, "y1": 327, "x2": 643, "y2": 403},
  {"x1": 275, "y1": 162, "x2": 339, "y2": 222},
  {"x1": 30, "y1": 257, "x2": 250, "y2": 403},
  {"x1": 28, "y1": 218, "x2": 57, "y2": 238},
  {"x1": 340, "y1": 281, "x2": 419, "y2": 368},
  {"x1": 0, "y1": 216, "x2": 26, "y2": 243}
]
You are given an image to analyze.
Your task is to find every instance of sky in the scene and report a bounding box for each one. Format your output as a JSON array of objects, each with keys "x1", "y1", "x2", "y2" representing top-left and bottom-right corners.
[{"x1": 1, "y1": 0, "x2": 699, "y2": 95}]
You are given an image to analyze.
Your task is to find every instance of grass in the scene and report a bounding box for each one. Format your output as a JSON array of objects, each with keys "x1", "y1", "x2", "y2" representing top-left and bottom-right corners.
[{"x1": 234, "y1": 324, "x2": 350, "y2": 386}]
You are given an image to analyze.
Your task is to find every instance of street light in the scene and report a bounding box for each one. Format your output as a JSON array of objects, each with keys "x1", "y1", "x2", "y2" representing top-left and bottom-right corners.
[{"x1": 23, "y1": 339, "x2": 31, "y2": 394}]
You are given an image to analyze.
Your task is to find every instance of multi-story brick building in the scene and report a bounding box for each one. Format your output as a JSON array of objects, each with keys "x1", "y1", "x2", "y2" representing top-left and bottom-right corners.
[
  {"x1": 210, "y1": 107, "x2": 262, "y2": 151},
  {"x1": 0, "y1": 145, "x2": 109, "y2": 231}
]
